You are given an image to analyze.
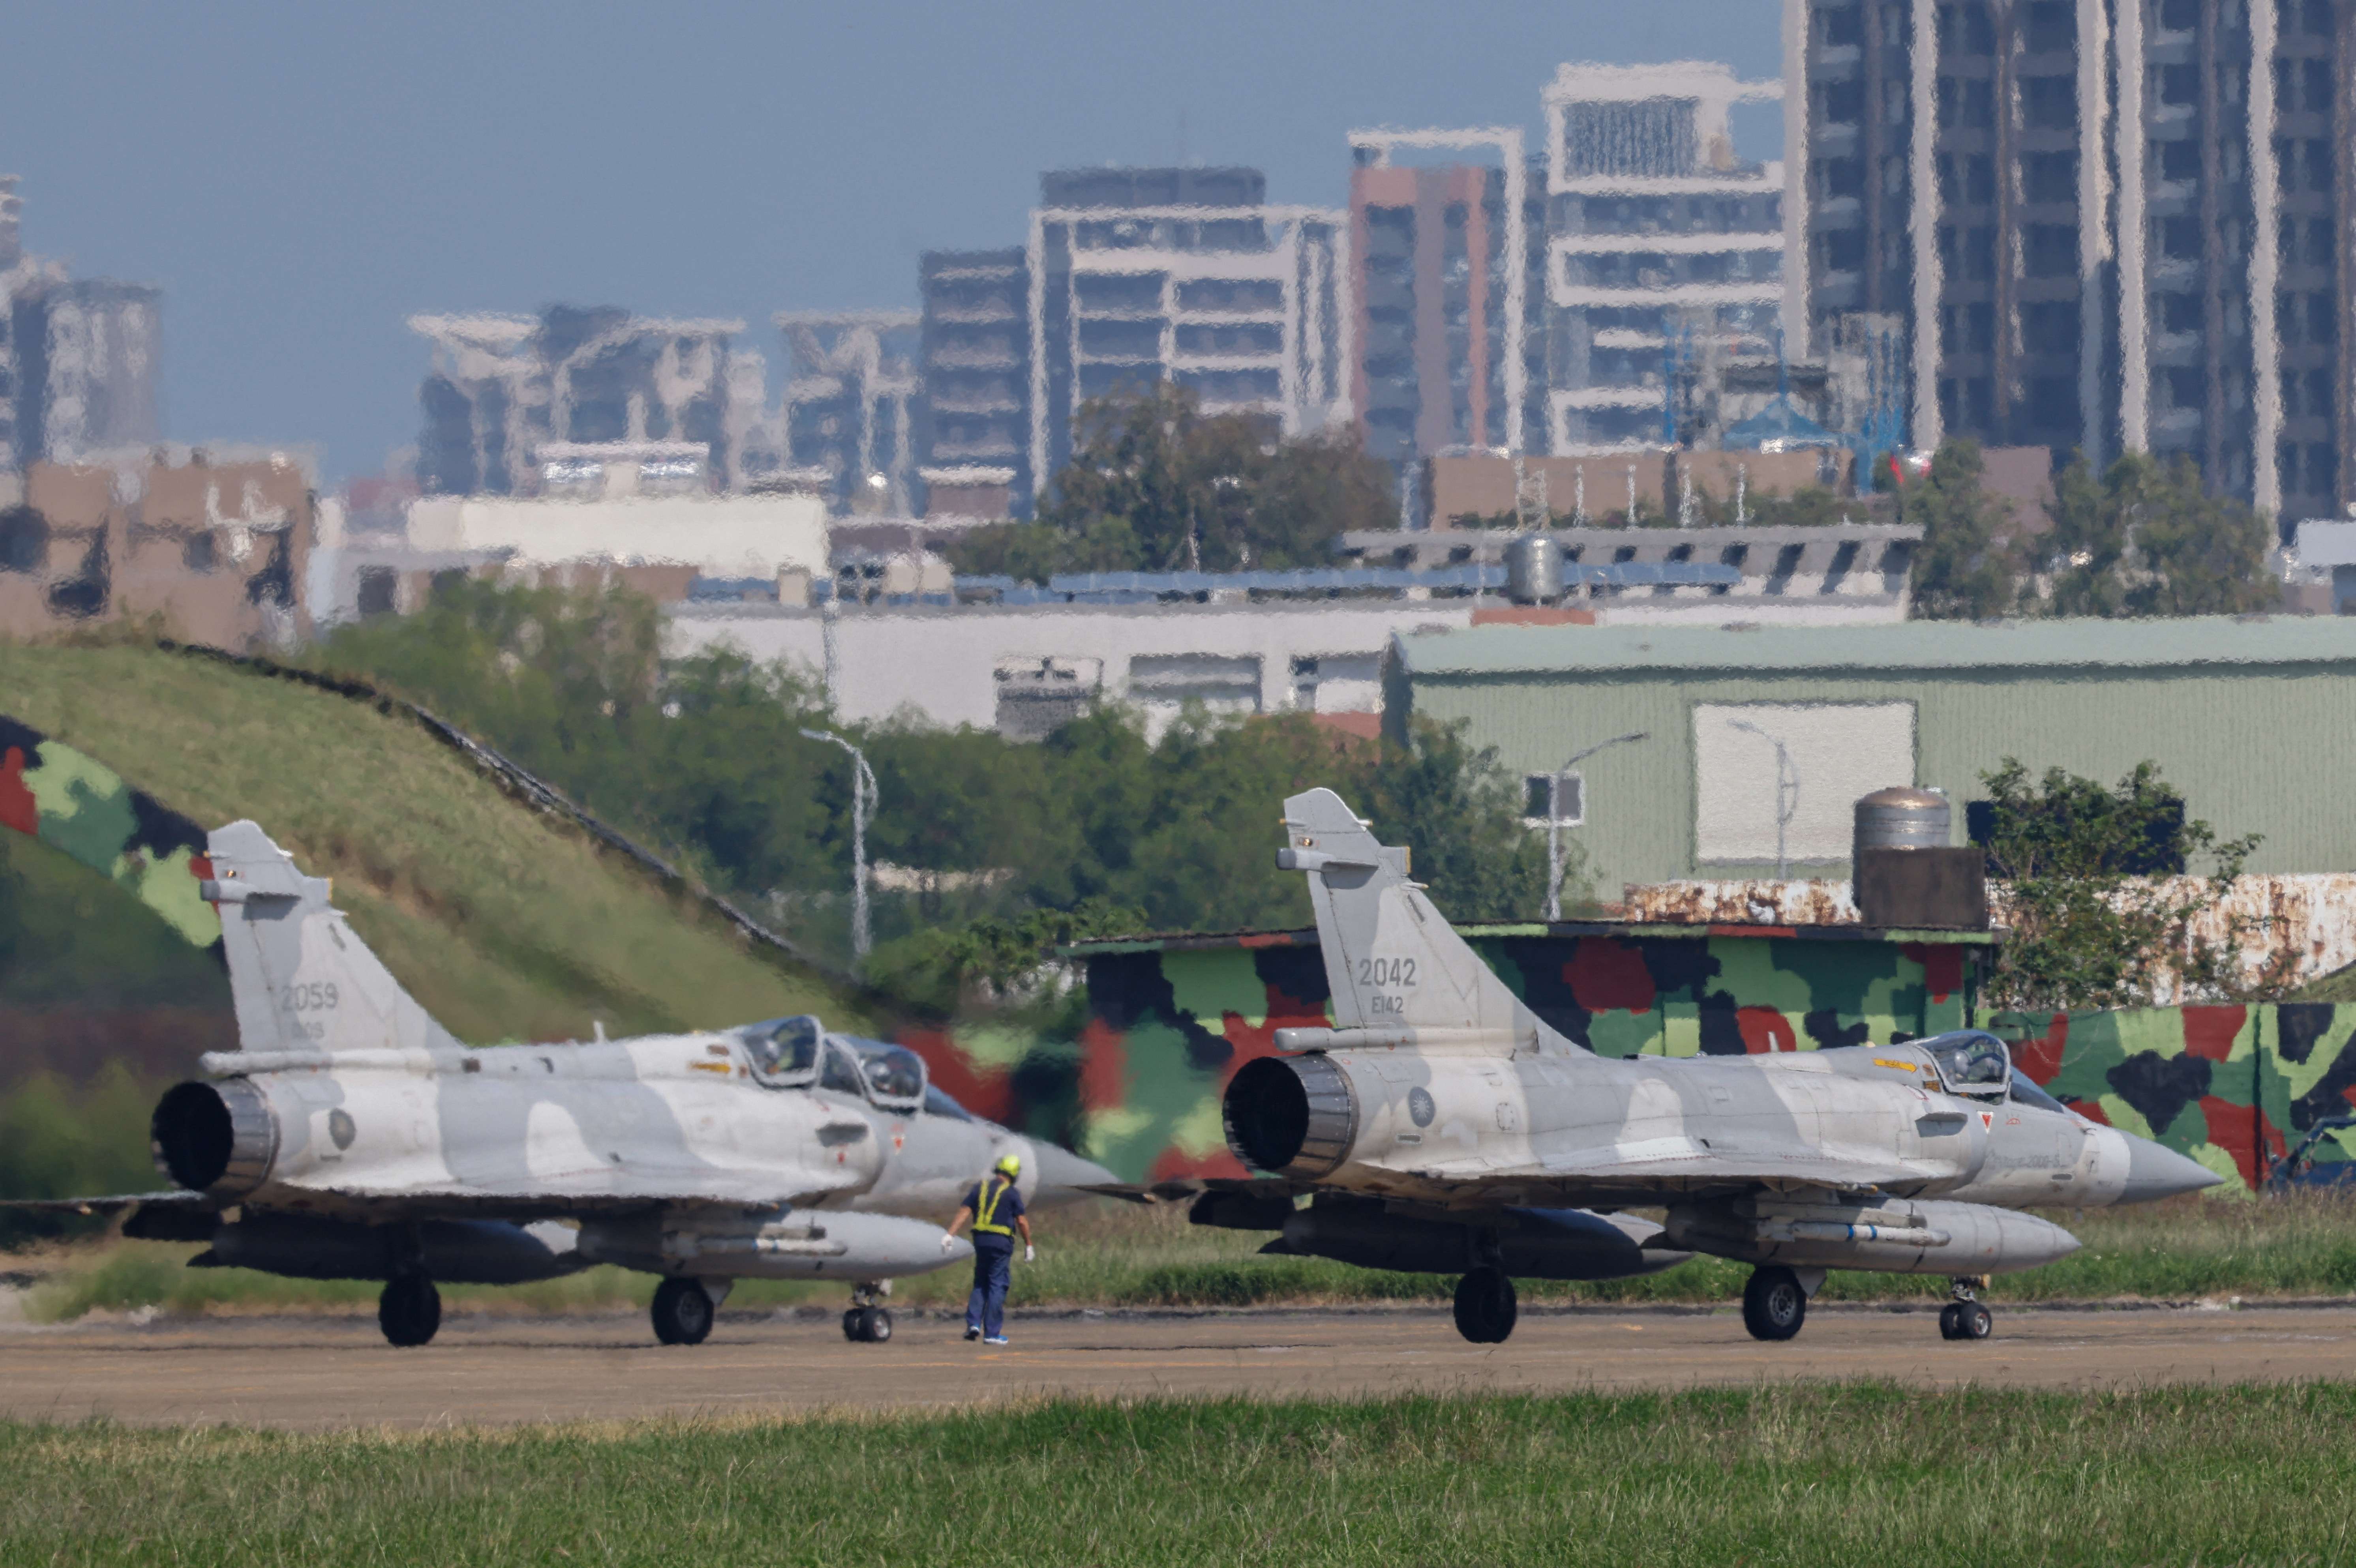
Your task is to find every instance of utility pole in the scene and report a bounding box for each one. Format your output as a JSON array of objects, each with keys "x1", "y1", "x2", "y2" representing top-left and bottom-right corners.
[
  {"x1": 1546, "y1": 731, "x2": 1649, "y2": 921},
  {"x1": 1726, "y1": 719, "x2": 1799, "y2": 879},
  {"x1": 800, "y1": 728, "x2": 878, "y2": 961}
]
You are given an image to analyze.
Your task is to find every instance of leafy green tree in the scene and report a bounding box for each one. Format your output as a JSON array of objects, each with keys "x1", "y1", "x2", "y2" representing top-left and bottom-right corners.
[
  {"x1": 1977, "y1": 758, "x2": 2278, "y2": 1011},
  {"x1": 1908, "y1": 440, "x2": 2024, "y2": 620},
  {"x1": 947, "y1": 382, "x2": 1396, "y2": 582},
  {"x1": 2040, "y1": 453, "x2": 2279, "y2": 618},
  {"x1": 1357, "y1": 717, "x2": 1554, "y2": 922}
]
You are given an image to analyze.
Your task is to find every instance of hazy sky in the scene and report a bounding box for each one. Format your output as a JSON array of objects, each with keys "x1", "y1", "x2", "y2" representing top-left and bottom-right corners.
[{"x1": 2, "y1": 2, "x2": 1782, "y2": 481}]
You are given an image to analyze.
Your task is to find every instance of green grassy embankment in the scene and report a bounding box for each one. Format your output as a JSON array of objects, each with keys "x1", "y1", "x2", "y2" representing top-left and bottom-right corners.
[
  {"x1": 21, "y1": 1189, "x2": 2356, "y2": 1322},
  {"x1": 8, "y1": 1386, "x2": 2354, "y2": 1565},
  {"x1": 0, "y1": 642, "x2": 859, "y2": 1048}
]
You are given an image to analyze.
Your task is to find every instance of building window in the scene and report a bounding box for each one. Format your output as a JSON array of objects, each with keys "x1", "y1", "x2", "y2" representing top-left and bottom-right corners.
[{"x1": 1523, "y1": 772, "x2": 1584, "y2": 829}]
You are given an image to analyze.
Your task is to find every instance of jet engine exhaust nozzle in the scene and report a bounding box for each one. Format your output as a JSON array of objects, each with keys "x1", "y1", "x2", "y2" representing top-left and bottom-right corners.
[
  {"x1": 152, "y1": 1079, "x2": 278, "y2": 1198},
  {"x1": 1225, "y1": 1054, "x2": 1358, "y2": 1178}
]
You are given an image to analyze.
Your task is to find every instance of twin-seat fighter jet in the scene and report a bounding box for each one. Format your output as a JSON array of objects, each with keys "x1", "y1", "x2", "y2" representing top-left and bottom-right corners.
[
  {"x1": 23, "y1": 821, "x2": 1112, "y2": 1347},
  {"x1": 1189, "y1": 789, "x2": 2219, "y2": 1344}
]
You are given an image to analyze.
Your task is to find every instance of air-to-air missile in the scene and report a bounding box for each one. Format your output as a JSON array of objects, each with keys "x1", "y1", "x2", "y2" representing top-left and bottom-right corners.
[
  {"x1": 1186, "y1": 789, "x2": 2219, "y2": 1345},
  {"x1": 13, "y1": 821, "x2": 1113, "y2": 1348}
]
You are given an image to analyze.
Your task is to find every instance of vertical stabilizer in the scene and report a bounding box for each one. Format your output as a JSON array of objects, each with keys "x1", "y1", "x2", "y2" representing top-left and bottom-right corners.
[
  {"x1": 203, "y1": 821, "x2": 463, "y2": 1057},
  {"x1": 1279, "y1": 789, "x2": 1575, "y2": 1051}
]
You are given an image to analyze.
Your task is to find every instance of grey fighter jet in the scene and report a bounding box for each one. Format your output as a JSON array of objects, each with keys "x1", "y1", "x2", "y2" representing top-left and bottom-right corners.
[
  {"x1": 1205, "y1": 789, "x2": 2219, "y2": 1344},
  {"x1": 19, "y1": 821, "x2": 1113, "y2": 1347}
]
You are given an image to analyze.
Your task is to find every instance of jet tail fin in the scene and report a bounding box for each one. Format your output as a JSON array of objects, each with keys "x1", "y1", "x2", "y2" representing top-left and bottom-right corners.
[
  {"x1": 1279, "y1": 789, "x2": 1575, "y2": 1053},
  {"x1": 203, "y1": 821, "x2": 462, "y2": 1057}
]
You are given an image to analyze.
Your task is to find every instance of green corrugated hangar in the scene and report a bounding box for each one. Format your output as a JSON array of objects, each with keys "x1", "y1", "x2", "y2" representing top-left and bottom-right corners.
[{"x1": 1384, "y1": 616, "x2": 2356, "y2": 901}]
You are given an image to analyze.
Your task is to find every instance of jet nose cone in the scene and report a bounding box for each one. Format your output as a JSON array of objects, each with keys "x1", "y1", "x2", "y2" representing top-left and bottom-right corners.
[
  {"x1": 1029, "y1": 1140, "x2": 1120, "y2": 1204},
  {"x1": 2120, "y1": 1134, "x2": 2223, "y2": 1203}
]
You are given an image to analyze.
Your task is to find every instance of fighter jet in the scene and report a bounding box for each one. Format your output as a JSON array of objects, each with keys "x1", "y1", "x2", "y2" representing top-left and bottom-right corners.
[
  {"x1": 16, "y1": 821, "x2": 1113, "y2": 1347},
  {"x1": 1196, "y1": 789, "x2": 2219, "y2": 1345}
]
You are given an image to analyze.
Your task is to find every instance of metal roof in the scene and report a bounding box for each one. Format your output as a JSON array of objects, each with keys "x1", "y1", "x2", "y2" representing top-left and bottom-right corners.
[
  {"x1": 1062, "y1": 920, "x2": 1995, "y2": 955},
  {"x1": 1396, "y1": 614, "x2": 2356, "y2": 678}
]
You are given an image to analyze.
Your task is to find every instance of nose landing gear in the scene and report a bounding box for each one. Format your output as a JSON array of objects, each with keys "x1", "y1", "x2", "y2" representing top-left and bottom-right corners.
[
  {"x1": 1938, "y1": 1277, "x2": 1993, "y2": 1341},
  {"x1": 1452, "y1": 1267, "x2": 1518, "y2": 1343},
  {"x1": 651, "y1": 1276, "x2": 722, "y2": 1345}
]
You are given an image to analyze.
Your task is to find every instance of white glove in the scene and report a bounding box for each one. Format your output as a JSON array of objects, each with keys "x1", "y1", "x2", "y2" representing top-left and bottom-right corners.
[
  {"x1": 1024, "y1": 1244, "x2": 1037, "y2": 1264},
  {"x1": 940, "y1": 1234, "x2": 956, "y2": 1253}
]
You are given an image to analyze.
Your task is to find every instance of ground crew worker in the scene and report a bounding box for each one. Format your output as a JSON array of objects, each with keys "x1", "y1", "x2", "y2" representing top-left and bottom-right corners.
[{"x1": 941, "y1": 1152, "x2": 1034, "y2": 1345}]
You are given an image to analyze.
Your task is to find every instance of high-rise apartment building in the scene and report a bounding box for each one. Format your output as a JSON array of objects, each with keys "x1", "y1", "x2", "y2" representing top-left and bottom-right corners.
[
  {"x1": 775, "y1": 310, "x2": 920, "y2": 515},
  {"x1": 1345, "y1": 129, "x2": 1538, "y2": 479},
  {"x1": 916, "y1": 247, "x2": 1031, "y2": 518},
  {"x1": 1542, "y1": 62, "x2": 1788, "y2": 454},
  {"x1": 1028, "y1": 167, "x2": 1351, "y2": 499},
  {"x1": 0, "y1": 176, "x2": 162, "y2": 468},
  {"x1": 1788, "y1": 0, "x2": 2355, "y2": 523},
  {"x1": 413, "y1": 306, "x2": 769, "y2": 495}
]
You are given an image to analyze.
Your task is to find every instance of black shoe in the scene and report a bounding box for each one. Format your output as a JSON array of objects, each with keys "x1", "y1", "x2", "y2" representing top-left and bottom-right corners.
[{"x1": 964, "y1": 1326, "x2": 981, "y2": 1341}]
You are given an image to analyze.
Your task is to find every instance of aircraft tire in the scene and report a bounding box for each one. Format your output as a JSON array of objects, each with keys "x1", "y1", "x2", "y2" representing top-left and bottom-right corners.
[
  {"x1": 842, "y1": 1309, "x2": 863, "y2": 1342},
  {"x1": 861, "y1": 1307, "x2": 893, "y2": 1343},
  {"x1": 1452, "y1": 1268, "x2": 1518, "y2": 1343},
  {"x1": 1957, "y1": 1302, "x2": 1992, "y2": 1340},
  {"x1": 1741, "y1": 1266, "x2": 1807, "y2": 1342},
  {"x1": 1938, "y1": 1303, "x2": 1964, "y2": 1339},
  {"x1": 379, "y1": 1274, "x2": 441, "y2": 1348},
  {"x1": 651, "y1": 1277, "x2": 716, "y2": 1346}
]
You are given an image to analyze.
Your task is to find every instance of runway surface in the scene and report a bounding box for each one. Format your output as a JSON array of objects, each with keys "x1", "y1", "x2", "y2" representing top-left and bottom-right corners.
[{"x1": 8, "y1": 1304, "x2": 2356, "y2": 1431}]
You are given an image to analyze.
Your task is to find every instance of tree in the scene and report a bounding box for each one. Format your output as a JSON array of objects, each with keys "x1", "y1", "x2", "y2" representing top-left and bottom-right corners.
[
  {"x1": 1908, "y1": 440, "x2": 2024, "y2": 620},
  {"x1": 2039, "y1": 452, "x2": 2279, "y2": 617},
  {"x1": 1976, "y1": 758, "x2": 2276, "y2": 1012},
  {"x1": 946, "y1": 382, "x2": 1397, "y2": 582}
]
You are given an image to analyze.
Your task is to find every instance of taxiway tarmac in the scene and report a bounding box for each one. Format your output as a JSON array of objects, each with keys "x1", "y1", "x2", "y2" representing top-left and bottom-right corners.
[{"x1": 7, "y1": 1304, "x2": 2356, "y2": 1431}]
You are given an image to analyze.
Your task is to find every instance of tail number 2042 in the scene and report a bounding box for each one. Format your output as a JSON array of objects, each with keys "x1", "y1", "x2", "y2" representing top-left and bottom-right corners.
[{"x1": 1360, "y1": 957, "x2": 1418, "y2": 1012}]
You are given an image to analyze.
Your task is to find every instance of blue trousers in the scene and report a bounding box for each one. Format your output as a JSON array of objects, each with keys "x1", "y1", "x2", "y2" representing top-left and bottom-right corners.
[{"x1": 966, "y1": 1243, "x2": 1013, "y2": 1337}]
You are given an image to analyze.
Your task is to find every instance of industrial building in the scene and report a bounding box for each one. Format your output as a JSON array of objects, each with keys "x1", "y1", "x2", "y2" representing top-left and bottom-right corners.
[
  {"x1": 1344, "y1": 129, "x2": 1543, "y2": 487},
  {"x1": 1786, "y1": 0, "x2": 2356, "y2": 523},
  {"x1": 1386, "y1": 616, "x2": 2356, "y2": 900},
  {"x1": 1542, "y1": 62, "x2": 1789, "y2": 455}
]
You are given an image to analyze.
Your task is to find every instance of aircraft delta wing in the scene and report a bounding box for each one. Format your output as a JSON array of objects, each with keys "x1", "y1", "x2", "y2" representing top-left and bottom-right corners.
[
  {"x1": 17, "y1": 820, "x2": 1115, "y2": 1349},
  {"x1": 1203, "y1": 788, "x2": 2220, "y2": 1346}
]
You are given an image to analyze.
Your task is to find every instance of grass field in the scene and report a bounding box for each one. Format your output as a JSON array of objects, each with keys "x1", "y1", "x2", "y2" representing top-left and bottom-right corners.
[
  {"x1": 6, "y1": 1385, "x2": 2353, "y2": 1566},
  {"x1": 21, "y1": 1190, "x2": 2356, "y2": 1323},
  {"x1": 0, "y1": 642, "x2": 856, "y2": 1044}
]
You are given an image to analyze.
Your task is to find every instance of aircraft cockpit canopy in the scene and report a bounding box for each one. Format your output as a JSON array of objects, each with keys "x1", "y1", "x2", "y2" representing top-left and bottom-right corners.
[
  {"x1": 740, "y1": 1016, "x2": 823, "y2": 1085},
  {"x1": 1923, "y1": 1030, "x2": 2011, "y2": 1097},
  {"x1": 840, "y1": 1036, "x2": 927, "y2": 1111}
]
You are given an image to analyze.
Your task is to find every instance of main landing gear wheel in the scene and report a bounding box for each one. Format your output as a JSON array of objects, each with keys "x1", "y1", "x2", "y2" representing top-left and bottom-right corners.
[
  {"x1": 841, "y1": 1306, "x2": 894, "y2": 1343},
  {"x1": 651, "y1": 1277, "x2": 717, "y2": 1345},
  {"x1": 1742, "y1": 1266, "x2": 1808, "y2": 1342},
  {"x1": 1938, "y1": 1280, "x2": 1994, "y2": 1341},
  {"x1": 1452, "y1": 1267, "x2": 1519, "y2": 1343},
  {"x1": 378, "y1": 1274, "x2": 441, "y2": 1347}
]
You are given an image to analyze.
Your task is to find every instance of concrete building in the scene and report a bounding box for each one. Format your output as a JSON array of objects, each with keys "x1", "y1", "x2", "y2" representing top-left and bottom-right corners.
[
  {"x1": 0, "y1": 177, "x2": 162, "y2": 468},
  {"x1": 1028, "y1": 167, "x2": 1351, "y2": 502},
  {"x1": 414, "y1": 305, "x2": 780, "y2": 496},
  {"x1": 1543, "y1": 62, "x2": 1788, "y2": 454},
  {"x1": 1387, "y1": 616, "x2": 2356, "y2": 899},
  {"x1": 775, "y1": 310, "x2": 921, "y2": 516},
  {"x1": 1787, "y1": 0, "x2": 2356, "y2": 523},
  {"x1": 668, "y1": 597, "x2": 1482, "y2": 741},
  {"x1": 0, "y1": 451, "x2": 311, "y2": 648},
  {"x1": 1345, "y1": 129, "x2": 1542, "y2": 489},
  {"x1": 916, "y1": 247, "x2": 1030, "y2": 519}
]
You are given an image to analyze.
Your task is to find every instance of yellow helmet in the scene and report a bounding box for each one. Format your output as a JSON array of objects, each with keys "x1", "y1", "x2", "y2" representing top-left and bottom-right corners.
[{"x1": 993, "y1": 1152, "x2": 1022, "y2": 1178}]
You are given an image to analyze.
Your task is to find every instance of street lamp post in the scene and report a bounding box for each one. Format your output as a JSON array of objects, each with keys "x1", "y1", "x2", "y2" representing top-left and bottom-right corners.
[
  {"x1": 800, "y1": 728, "x2": 878, "y2": 962},
  {"x1": 1726, "y1": 719, "x2": 1799, "y2": 879},
  {"x1": 1546, "y1": 731, "x2": 1649, "y2": 922}
]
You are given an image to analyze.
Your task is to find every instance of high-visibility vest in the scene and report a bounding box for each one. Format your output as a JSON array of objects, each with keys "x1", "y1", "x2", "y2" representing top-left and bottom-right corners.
[{"x1": 973, "y1": 1176, "x2": 1016, "y2": 1237}]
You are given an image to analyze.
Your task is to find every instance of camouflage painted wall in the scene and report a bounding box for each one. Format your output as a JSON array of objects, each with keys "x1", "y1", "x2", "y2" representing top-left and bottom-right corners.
[
  {"x1": 903, "y1": 928, "x2": 1984, "y2": 1184},
  {"x1": 1996, "y1": 1005, "x2": 2356, "y2": 1194},
  {"x1": 0, "y1": 715, "x2": 220, "y2": 956}
]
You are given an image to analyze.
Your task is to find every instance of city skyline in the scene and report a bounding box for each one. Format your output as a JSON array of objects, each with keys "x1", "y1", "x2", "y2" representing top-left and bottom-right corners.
[{"x1": 0, "y1": 1, "x2": 1781, "y2": 482}]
